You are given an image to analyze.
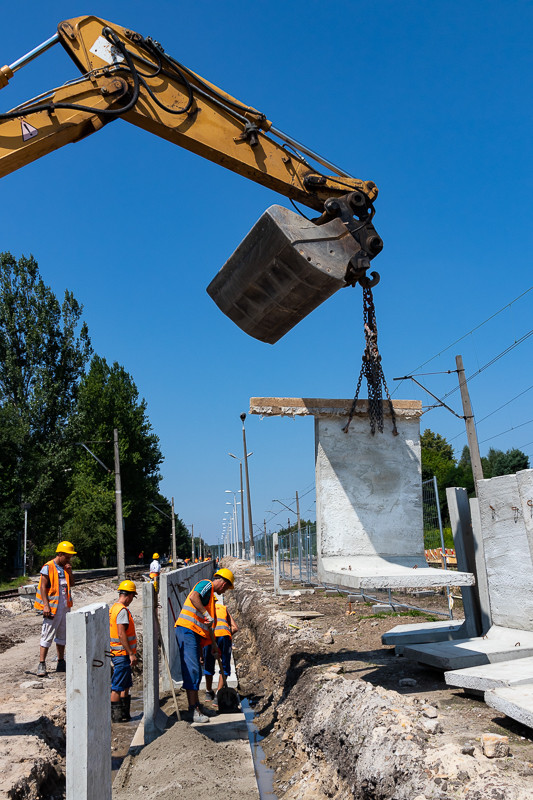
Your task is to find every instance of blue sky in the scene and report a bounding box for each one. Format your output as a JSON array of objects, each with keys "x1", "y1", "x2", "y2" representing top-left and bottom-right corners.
[{"x1": 2, "y1": 1, "x2": 532, "y2": 549}]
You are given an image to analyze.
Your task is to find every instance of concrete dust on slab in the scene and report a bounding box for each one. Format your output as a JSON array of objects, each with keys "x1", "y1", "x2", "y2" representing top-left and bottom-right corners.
[{"x1": 113, "y1": 718, "x2": 259, "y2": 800}]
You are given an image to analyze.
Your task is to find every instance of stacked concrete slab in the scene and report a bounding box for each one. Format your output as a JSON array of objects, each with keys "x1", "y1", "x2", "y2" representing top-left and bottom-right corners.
[{"x1": 404, "y1": 468, "x2": 533, "y2": 729}]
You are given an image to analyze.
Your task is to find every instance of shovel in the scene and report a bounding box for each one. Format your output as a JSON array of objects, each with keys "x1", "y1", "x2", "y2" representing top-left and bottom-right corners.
[{"x1": 215, "y1": 655, "x2": 240, "y2": 713}]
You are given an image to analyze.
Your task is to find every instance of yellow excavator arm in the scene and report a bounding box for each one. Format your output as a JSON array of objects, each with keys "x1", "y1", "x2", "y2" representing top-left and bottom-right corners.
[{"x1": 0, "y1": 16, "x2": 384, "y2": 344}]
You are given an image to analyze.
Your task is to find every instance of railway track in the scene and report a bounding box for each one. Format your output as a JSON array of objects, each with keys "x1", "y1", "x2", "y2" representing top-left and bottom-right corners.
[{"x1": 0, "y1": 565, "x2": 148, "y2": 601}]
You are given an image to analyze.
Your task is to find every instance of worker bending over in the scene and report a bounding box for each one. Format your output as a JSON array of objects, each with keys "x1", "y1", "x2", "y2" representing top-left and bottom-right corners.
[
  {"x1": 174, "y1": 568, "x2": 234, "y2": 723},
  {"x1": 34, "y1": 541, "x2": 76, "y2": 677},
  {"x1": 109, "y1": 581, "x2": 138, "y2": 723},
  {"x1": 204, "y1": 602, "x2": 239, "y2": 702},
  {"x1": 149, "y1": 552, "x2": 161, "y2": 592}
]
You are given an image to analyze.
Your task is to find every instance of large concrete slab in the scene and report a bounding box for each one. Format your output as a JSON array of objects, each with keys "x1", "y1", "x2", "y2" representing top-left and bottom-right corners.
[
  {"x1": 485, "y1": 685, "x2": 533, "y2": 730},
  {"x1": 445, "y1": 656, "x2": 533, "y2": 691},
  {"x1": 382, "y1": 619, "x2": 466, "y2": 647},
  {"x1": 404, "y1": 625, "x2": 533, "y2": 670},
  {"x1": 477, "y1": 470, "x2": 533, "y2": 631},
  {"x1": 250, "y1": 398, "x2": 474, "y2": 590}
]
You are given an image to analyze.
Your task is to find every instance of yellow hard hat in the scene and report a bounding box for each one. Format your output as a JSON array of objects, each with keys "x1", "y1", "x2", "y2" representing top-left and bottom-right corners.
[
  {"x1": 56, "y1": 541, "x2": 76, "y2": 555},
  {"x1": 153, "y1": 553, "x2": 159, "y2": 559},
  {"x1": 118, "y1": 580, "x2": 137, "y2": 595},
  {"x1": 214, "y1": 568, "x2": 234, "y2": 588}
]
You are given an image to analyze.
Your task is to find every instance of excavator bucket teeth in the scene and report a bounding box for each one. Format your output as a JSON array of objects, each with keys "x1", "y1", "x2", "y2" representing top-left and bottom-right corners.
[{"x1": 206, "y1": 205, "x2": 359, "y2": 344}]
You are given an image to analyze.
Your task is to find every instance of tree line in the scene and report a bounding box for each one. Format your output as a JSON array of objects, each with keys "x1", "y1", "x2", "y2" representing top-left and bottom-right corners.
[
  {"x1": 421, "y1": 428, "x2": 529, "y2": 519},
  {"x1": 0, "y1": 252, "x2": 190, "y2": 575}
]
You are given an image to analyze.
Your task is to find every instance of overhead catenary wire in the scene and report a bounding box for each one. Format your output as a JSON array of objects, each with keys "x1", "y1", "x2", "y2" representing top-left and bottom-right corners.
[{"x1": 392, "y1": 286, "x2": 532, "y2": 396}]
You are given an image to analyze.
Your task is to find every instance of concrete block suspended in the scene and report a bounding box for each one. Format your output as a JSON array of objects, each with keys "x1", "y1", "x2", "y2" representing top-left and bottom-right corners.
[{"x1": 249, "y1": 397, "x2": 475, "y2": 590}]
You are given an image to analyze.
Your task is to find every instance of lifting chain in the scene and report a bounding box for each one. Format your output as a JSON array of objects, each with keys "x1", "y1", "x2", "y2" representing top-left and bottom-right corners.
[{"x1": 342, "y1": 287, "x2": 398, "y2": 437}]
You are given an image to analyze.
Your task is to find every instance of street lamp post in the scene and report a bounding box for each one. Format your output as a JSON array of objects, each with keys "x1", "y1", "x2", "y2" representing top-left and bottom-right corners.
[
  {"x1": 229, "y1": 451, "x2": 252, "y2": 559},
  {"x1": 225, "y1": 490, "x2": 241, "y2": 558},
  {"x1": 240, "y1": 413, "x2": 255, "y2": 564}
]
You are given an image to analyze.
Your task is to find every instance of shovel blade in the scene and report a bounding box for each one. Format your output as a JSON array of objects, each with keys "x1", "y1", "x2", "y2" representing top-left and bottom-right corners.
[
  {"x1": 207, "y1": 205, "x2": 358, "y2": 344},
  {"x1": 216, "y1": 685, "x2": 240, "y2": 713}
]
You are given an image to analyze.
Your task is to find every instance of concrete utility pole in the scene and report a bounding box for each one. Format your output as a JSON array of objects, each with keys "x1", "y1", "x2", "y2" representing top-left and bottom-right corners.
[
  {"x1": 191, "y1": 523, "x2": 194, "y2": 560},
  {"x1": 456, "y1": 355, "x2": 484, "y2": 492},
  {"x1": 113, "y1": 428, "x2": 125, "y2": 581},
  {"x1": 264, "y1": 519, "x2": 267, "y2": 565},
  {"x1": 241, "y1": 413, "x2": 255, "y2": 563},
  {"x1": 239, "y1": 461, "x2": 246, "y2": 557},
  {"x1": 171, "y1": 497, "x2": 177, "y2": 569}
]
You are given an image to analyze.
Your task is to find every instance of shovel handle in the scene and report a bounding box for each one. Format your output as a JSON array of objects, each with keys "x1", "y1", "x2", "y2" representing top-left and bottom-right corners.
[{"x1": 216, "y1": 656, "x2": 228, "y2": 689}]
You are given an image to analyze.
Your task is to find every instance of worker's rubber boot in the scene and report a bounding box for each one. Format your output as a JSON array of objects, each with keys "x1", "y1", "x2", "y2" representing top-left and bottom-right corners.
[
  {"x1": 111, "y1": 701, "x2": 123, "y2": 723},
  {"x1": 120, "y1": 696, "x2": 132, "y2": 721},
  {"x1": 56, "y1": 659, "x2": 66, "y2": 673}
]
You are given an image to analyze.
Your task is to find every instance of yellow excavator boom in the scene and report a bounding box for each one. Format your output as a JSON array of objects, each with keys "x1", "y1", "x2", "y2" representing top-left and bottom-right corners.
[{"x1": 0, "y1": 16, "x2": 383, "y2": 343}]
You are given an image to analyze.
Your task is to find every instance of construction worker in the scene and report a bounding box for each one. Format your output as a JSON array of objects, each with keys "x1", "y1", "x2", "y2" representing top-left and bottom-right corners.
[
  {"x1": 109, "y1": 580, "x2": 138, "y2": 722},
  {"x1": 34, "y1": 541, "x2": 76, "y2": 677},
  {"x1": 174, "y1": 568, "x2": 234, "y2": 723},
  {"x1": 204, "y1": 602, "x2": 239, "y2": 702},
  {"x1": 149, "y1": 552, "x2": 161, "y2": 592}
]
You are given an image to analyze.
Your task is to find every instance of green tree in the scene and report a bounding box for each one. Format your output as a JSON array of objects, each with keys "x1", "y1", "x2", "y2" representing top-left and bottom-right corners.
[
  {"x1": 0, "y1": 252, "x2": 92, "y2": 573},
  {"x1": 420, "y1": 429, "x2": 457, "y2": 486},
  {"x1": 482, "y1": 446, "x2": 529, "y2": 478},
  {"x1": 62, "y1": 355, "x2": 164, "y2": 566}
]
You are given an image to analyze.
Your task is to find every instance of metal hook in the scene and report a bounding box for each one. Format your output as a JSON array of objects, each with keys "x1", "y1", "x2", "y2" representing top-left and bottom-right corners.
[
  {"x1": 92, "y1": 659, "x2": 104, "y2": 668},
  {"x1": 489, "y1": 504, "x2": 496, "y2": 520},
  {"x1": 511, "y1": 506, "x2": 520, "y2": 523}
]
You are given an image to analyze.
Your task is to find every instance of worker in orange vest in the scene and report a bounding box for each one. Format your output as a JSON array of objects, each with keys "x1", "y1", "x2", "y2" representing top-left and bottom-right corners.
[
  {"x1": 174, "y1": 568, "x2": 234, "y2": 723},
  {"x1": 204, "y1": 602, "x2": 239, "y2": 702},
  {"x1": 109, "y1": 581, "x2": 138, "y2": 722},
  {"x1": 34, "y1": 541, "x2": 76, "y2": 677},
  {"x1": 149, "y1": 553, "x2": 161, "y2": 592}
]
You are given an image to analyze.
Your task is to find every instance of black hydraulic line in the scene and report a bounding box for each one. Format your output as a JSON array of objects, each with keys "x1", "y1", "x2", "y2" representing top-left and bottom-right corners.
[{"x1": 0, "y1": 28, "x2": 140, "y2": 121}]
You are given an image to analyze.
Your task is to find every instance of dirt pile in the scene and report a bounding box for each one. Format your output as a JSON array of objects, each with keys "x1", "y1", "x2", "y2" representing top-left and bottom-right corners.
[
  {"x1": 113, "y1": 718, "x2": 259, "y2": 800},
  {"x1": 230, "y1": 561, "x2": 533, "y2": 800}
]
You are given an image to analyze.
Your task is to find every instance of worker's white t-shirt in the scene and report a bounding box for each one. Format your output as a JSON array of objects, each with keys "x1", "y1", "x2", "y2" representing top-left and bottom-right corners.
[{"x1": 149, "y1": 560, "x2": 161, "y2": 574}]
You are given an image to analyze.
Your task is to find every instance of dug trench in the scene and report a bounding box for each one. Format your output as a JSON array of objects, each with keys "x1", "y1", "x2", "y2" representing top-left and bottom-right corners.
[{"x1": 228, "y1": 561, "x2": 533, "y2": 800}]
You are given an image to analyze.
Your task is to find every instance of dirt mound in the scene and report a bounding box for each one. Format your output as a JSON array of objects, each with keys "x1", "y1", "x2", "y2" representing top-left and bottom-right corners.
[{"x1": 113, "y1": 720, "x2": 258, "y2": 800}]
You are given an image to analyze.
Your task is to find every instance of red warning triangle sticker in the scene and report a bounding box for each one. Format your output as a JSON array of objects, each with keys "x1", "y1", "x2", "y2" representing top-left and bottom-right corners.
[{"x1": 21, "y1": 120, "x2": 38, "y2": 142}]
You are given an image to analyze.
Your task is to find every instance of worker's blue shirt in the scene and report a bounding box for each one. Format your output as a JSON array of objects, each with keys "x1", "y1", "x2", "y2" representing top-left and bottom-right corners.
[{"x1": 193, "y1": 580, "x2": 213, "y2": 605}]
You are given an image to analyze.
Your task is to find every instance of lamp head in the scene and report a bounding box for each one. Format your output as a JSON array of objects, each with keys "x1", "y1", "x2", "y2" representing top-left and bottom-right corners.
[{"x1": 240, "y1": 412, "x2": 246, "y2": 422}]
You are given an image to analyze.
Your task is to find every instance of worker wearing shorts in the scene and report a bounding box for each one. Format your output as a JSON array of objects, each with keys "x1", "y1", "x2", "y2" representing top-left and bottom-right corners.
[
  {"x1": 34, "y1": 541, "x2": 76, "y2": 676},
  {"x1": 203, "y1": 602, "x2": 239, "y2": 701}
]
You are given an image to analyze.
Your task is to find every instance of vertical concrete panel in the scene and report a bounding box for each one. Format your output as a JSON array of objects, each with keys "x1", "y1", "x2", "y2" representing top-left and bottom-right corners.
[
  {"x1": 66, "y1": 603, "x2": 111, "y2": 800},
  {"x1": 469, "y1": 497, "x2": 492, "y2": 633},
  {"x1": 142, "y1": 582, "x2": 167, "y2": 744},
  {"x1": 316, "y1": 413, "x2": 422, "y2": 559},
  {"x1": 160, "y1": 562, "x2": 214, "y2": 690},
  {"x1": 478, "y1": 472, "x2": 533, "y2": 631},
  {"x1": 447, "y1": 488, "x2": 480, "y2": 637},
  {"x1": 517, "y1": 468, "x2": 533, "y2": 565}
]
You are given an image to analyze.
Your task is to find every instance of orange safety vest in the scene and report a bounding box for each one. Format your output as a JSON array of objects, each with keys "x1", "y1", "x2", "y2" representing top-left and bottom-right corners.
[
  {"x1": 214, "y1": 603, "x2": 232, "y2": 639},
  {"x1": 34, "y1": 560, "x2": 73, "y2": 615},
  {"x1": 175, "y1": 581, "x2": 216, "y2": 644},
  {"x1": 109, "y1": 602, "x2": 137, "y2": 657}
]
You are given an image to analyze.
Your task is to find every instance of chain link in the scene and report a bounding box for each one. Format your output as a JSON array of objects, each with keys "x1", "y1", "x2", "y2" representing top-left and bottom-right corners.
[{"x1": 342, "y1": 287, "x2": 398, "y2": 436}]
